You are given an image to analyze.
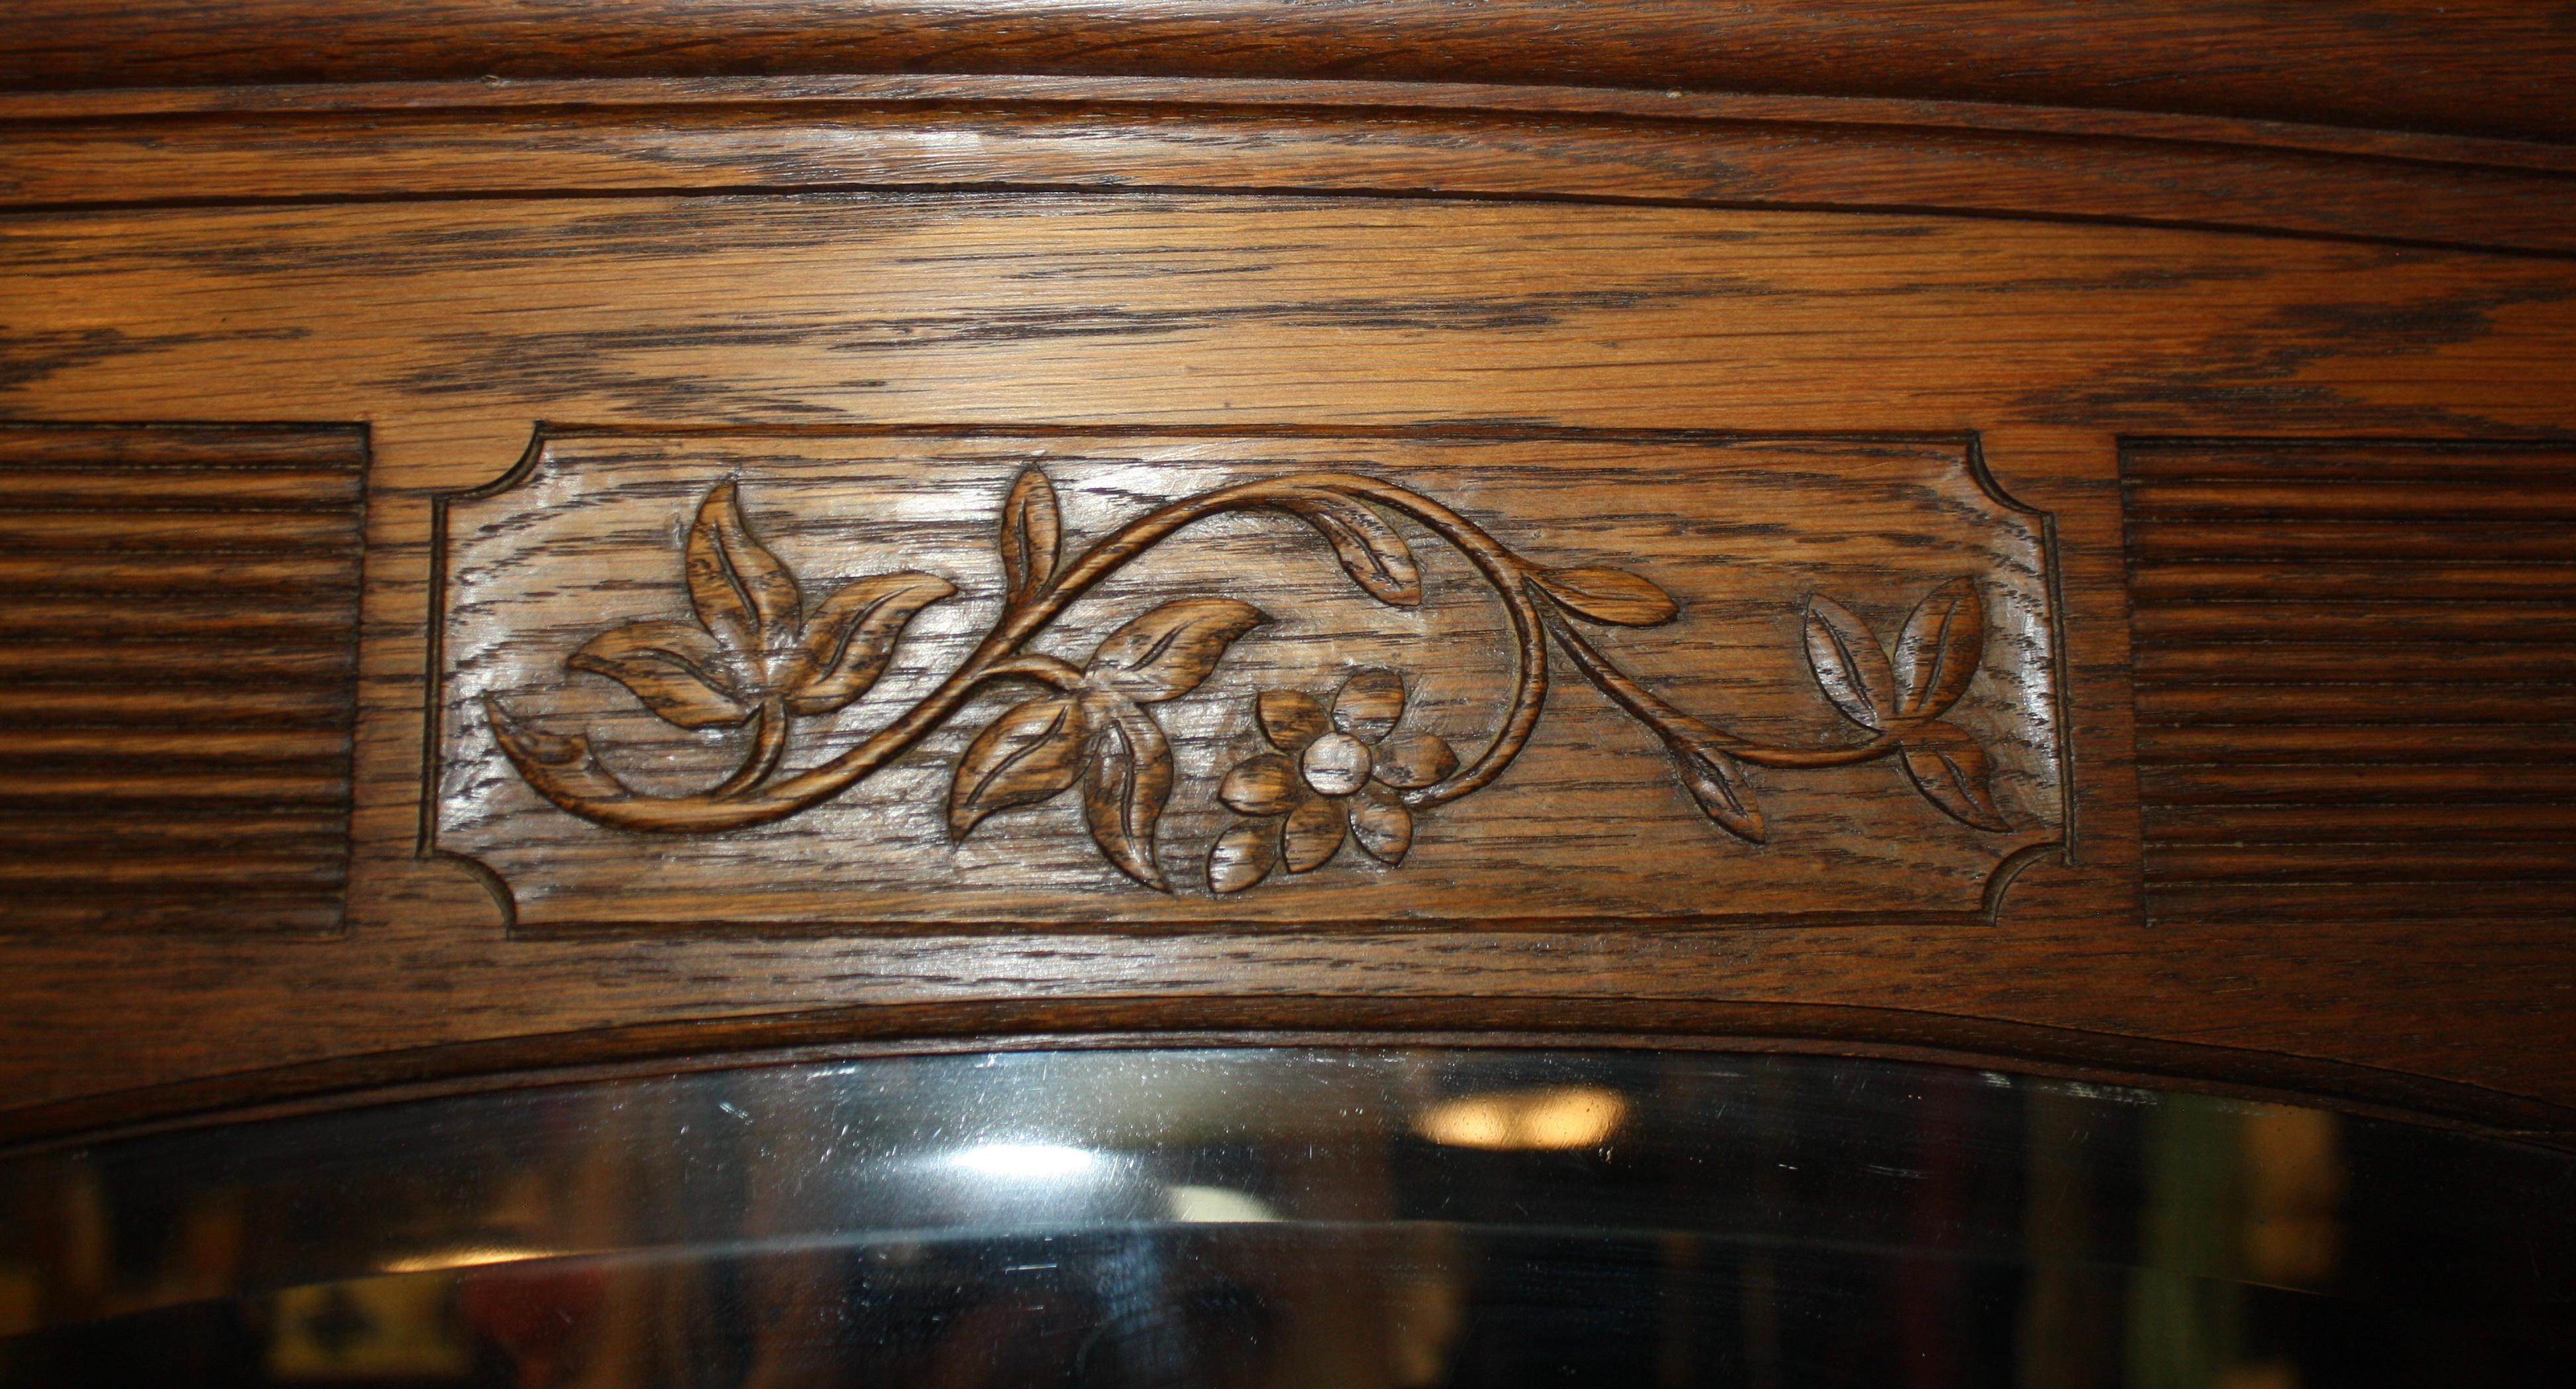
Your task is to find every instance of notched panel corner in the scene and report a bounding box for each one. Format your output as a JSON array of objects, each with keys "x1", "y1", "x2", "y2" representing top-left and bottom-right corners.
[{"x1": 432, "y1": 427, "x2": 2066, "y2": 932}]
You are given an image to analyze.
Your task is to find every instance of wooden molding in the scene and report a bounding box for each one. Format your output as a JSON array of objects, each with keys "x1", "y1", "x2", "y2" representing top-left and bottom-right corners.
[
  {"x1": 2123, "y1": 438, "x2": 2576, "y2": 927},
  {"x1": 1, "y1": 48, "x2": 2571, "y2": 1139},
  {"x1": 7, "y1": 1, "x2": 2576, "y2": 143},
  {"x1": 0, "y1": 423, "x2": 366, "y2": 932}
]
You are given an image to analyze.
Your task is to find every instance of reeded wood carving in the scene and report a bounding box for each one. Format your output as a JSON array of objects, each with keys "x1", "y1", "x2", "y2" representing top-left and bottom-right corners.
[
  {"x1": 0, "y1": 423, "x2": 366, "y2": 933},
  {"x1": 437, "y1": 429, "x2": 2063, "y2": 928},
  {"x1": 2123, "y1": 439, "x2": 2576, "y2": 926}
]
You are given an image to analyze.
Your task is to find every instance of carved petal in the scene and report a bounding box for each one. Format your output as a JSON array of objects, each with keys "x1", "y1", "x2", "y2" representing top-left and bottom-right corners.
[
  {"x1": 1898, "y1": 720, "x2": 2012, "y2": 832},
  {"x1": 1085, "y1": 598, "x2": 1267, "y2": 703},
  {"x1": 1530, "y1": 566, "x2": 1680, "y2": 627},
  {"x1": 1802, "y1": 595, "x2": 1897, "y2": 731},
  {"x1": 1891, "y1": 577, "x2": 1986, "y2": 720},
  {"x1": 1281, "y1": 793, "x2": 1348, "y2": 873},
  {"x1": 1207, "y1": 818, "x2": 1279, "y2": 895},
  {"x1": 1258, "y1": 689, "x2": 1329, "y2": 753},
  {"x1": 779, "y1": 571, "x2": 957, "y2": 716},
  {"x1": 998, "y1": 468, "x2": 1063, "y2": 611},
  {"x1": 1665, "y1": 733, "x2": 1765, "y2": 844},
  {"x1": 1371, "y1": 733, "x2": 1458, "y2": 790},
  {"x1": 1284, "y1": 496, "x2": 1422, "y2": 607},
  {"x1": 1081, "y1": 698, "x2": 1173, "y2": 891},
  {"x1": 947, "y1": 693, "x2": 1093, "y2": 840},
  {"x1": 568, "y1": 620, "x2": 752, "y2": 729},
  {"x1": 1219, "y1": 752, "x2": 1303, "y2": 817},
  {"x1": 685, "y1": 482, "x2": 803, "y2": 669},
  {"x1": 1349, "y1": 789, "x2": 1414, "y2": 865},
  {"x1": 1330, "y1": 667, "x2": 1407, "y2": 743}
]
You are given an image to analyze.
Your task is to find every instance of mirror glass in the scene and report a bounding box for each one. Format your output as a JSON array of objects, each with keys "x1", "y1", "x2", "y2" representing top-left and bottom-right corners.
[{"x1": 1, "y1": 1048, "x2": 2568, "y2": 1385}]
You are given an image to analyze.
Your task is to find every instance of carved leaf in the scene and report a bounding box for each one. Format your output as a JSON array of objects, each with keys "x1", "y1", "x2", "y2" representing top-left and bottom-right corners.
[
  {"x1": 484, "y1": 696, "x2": 586, "y2": 767},
  {"x1": 1371, "y1": 732, "x2": 1458, "y2": 790},
  {"x1": 1891, "y1": 577, "x2": 1986, "y2": 720},
  {"x1": 685, "y1": 482, "x2": 802, "y2": 667},
  {"x1": 1258, "y1": 689, "x2": 1329, "y2": 753},
  {"x1": 1081, "y1": 697, "x2": 1174, "y2": 891},
  {"x1": 1802, "y1": 595, "x2": 1897, "y2": 731},
  {"x1": 779, "y1": 571, "x2": 957, "y2": 716},
  {"x1": 998, "y1": 468, "x2": 1063, "y2": 611},
  {"x1": 1331, "y1": 667, "x2": 1407, "y2": 744},
  {"x1": 1085, "y1": 598, "x2": 1266, "y2": 703},
  {"x1": 1285, "y1": 496, "x2": 1422, "y2": 607},
  {"x1": 1219, "y1": 752, "x2": 1302, "y2": 817},
  {"x1": 1281, "y1": 794, "x2": 1348, "y2": 873},
  {"x1": 568, "y1": 620, "x2": 752, "y2": 729},
  {"x1": 1898, "y1": 720, "x2": 2012, "y2": 832},
  {"x1": 947, "y1": 693, "x2": 1092, "y2": 840},
  {"x1": 1530, "y1": 566, "x2": 1681, "y2": 627},
  {"x1": 1207, "y1": 818, "x2": 1280, "y2": 895},
  {"x1": 1349, "y1": 788, "x2": 1415, "y2": 865},
  {"x1": 1664, "y1": 734, "x2": 1764, "y2": 844}
]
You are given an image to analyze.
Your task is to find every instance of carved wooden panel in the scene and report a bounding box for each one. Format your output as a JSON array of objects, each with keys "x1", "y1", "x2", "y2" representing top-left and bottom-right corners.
[
  {"x1": 435, "y1": 429, "x2": 2063, "y2": 930},
  {"x1": 5, "y1": 15, "x2": 2576, "y2": 1143},
  {"x1": 2123, "y1": 440, "x2": 2576, "y2": 926},
  {"x1": 0, "y1": 423, "x2": 364, "y2": 932}
]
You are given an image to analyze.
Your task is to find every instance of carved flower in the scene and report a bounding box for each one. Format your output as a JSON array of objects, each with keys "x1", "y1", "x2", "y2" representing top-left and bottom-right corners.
[{"x1": 1207, "y1": 667, "x2": 1459, "y2": 892}]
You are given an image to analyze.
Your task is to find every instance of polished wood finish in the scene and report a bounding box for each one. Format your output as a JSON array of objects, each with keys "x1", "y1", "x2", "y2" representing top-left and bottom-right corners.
[
  {"x1": 0, "y1": 4, "x2": 2571, "y2": 1145},
  {"x1": 439, "y1": 428, "x2": 2060, "y2": 928},
  {"x1": 0, "y1": 424, "x2": 364, "y2": 932},
  {"x1": 2125, "y1": 441, "x2": 2576, "y2": 928},
  {"x1": 9, "y1": 1, "x2": 2575, "y2": 142}
]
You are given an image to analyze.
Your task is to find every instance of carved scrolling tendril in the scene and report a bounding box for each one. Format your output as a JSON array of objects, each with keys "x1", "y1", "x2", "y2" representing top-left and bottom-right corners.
[{"x1": 485, "y1": 469, "x2": 2011, "y2": 893}]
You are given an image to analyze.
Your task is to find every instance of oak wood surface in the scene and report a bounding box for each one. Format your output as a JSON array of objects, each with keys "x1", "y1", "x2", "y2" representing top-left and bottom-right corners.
[
  {"x1": 436, "y1": 428, "x2": 2061, "y2": 928},
  {"x1": 10, "y1": 99, "x2": 2575, "y2": 259},
  {"x1": 9, "y1": 1, "x2": 2576, "y2": 142},
  {"x1": 0, "y1": 424, "x2": 364, "y2": 932},
  {"x1": 0, "y1": 31, "x2": 2572, "y2": 1143}
]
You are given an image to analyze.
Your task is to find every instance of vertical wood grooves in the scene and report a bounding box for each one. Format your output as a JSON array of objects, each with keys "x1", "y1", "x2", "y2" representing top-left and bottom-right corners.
[
  {"x1": 0, "y1": 425, "x2": 364, "y2": 933},
  {"x1": 2123, "y1": 441, "x2": 2576, "y2": 925}
]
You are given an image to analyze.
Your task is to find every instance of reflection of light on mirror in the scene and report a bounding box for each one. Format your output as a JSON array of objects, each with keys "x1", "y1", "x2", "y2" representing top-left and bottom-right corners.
[
  {"x1": 949, "y1": 1142, "x2": 1102, "y2": 1181},
  {"x1": 380, "y1": 1243, "x2": 568, "y2": 1274},
  {"x1": 1167, "y1": 1184, "x2": 1281, "y2": 1224},
  {"x1": 1415, "y1": 1087, "x2": 1628, "y2": 1150}
]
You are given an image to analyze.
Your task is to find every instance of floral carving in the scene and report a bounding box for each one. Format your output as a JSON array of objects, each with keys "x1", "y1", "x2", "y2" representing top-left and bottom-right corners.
[
  {"x1": 559, "y1": 482, "x2": 955, "y2": 797},
  {"x1": 487, "y1": 467, "x2": 2016, "y2": 893},
  {"x1": 1208, "y1": 669, "x2": 1460, "y2": 893}
]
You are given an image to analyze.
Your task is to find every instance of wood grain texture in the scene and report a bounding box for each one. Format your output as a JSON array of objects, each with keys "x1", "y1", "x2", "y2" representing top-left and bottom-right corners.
[
  {"x1": 436, "y1": 428, "x2": 2060, "y2": 928},
  {"x1": 2125, "y1": 441, "x2": 2576, "y2": 927},
  {"x1": 1, "y1": 55, "x2": 2573, "y2": 1140},
  {"x1": 0, "y1": 424, "x2": 364, "y2": 932},
  {"x1": 6, "y1": 1, "x2": 2575, "y2": 143},
  {"x1": 9, "y1": 101, "x2": 2575, "y2": 258}
]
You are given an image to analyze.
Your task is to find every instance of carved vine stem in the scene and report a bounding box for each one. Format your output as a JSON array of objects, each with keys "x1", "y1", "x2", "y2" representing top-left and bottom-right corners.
[
  {"x1": 494, "y1": 473, "x2": 1548, "y2": 832},
  {"x1": 488, "y1": 467, "x2": 2012, "y2": 889},
  {"x1": 1540, "y1": 609, "x2": 1898, "y2": 771}
]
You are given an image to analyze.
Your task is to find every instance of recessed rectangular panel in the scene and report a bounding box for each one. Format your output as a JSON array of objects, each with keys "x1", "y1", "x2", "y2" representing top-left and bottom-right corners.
[
  {"x1": 0, "y1": 423, "x2": 364, "y2": 932},
  {"x1": 435, "y1": 428, "x2": 2064, "y2": 930},
  {"x1": 2123, "y1": 440, "x2": 2576, "y2": 925}
]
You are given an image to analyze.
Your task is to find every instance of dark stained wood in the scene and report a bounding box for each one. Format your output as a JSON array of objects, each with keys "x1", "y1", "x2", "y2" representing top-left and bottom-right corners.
[
  {"x1": 6, "y1": 1, "x2": 2575, "y2": 143},
  {"x1": 437, "y1": 428, "x2": 2061, "y2": 929},
  {"x1": 0, "y1": 7, "x2": 2571, "y2": 1146},
  {"x1": 0, "y1": 424, "x2": 366, "y2": 932},
  {"x1": 9, "y1": 102, "x2": 2576, "y2": 258},
  {"x1": 2123, "y1": 441, "x2": 2576, "y2": 929}
]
